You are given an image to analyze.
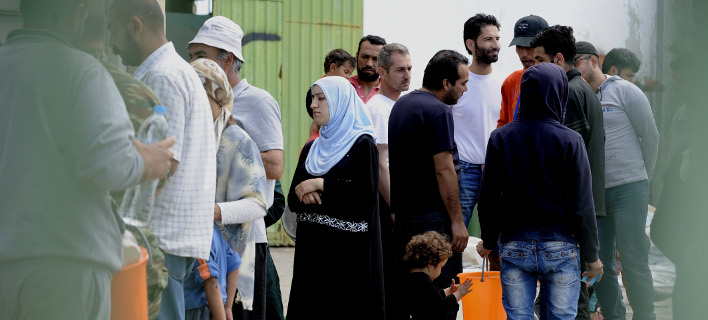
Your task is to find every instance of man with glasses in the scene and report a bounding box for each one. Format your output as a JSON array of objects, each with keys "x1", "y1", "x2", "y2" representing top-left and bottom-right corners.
[{"x1": 574, "y1": 40, "x2": 659, "y2": 320}]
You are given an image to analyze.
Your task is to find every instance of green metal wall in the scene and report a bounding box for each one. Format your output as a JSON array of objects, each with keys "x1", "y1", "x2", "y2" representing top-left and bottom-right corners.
[
  {"x1": 215, "y1": 0, "x2": 363, "y2": 246},
  {"x1": 215, "y1": 0, "x2": 283, "y2": 102}
]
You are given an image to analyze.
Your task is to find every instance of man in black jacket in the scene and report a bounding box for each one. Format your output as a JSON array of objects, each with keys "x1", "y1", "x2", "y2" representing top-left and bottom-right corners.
[
  {"x1": 477, "y1": 63, "x2": 603, "y2": 320},
  {"x1": 528, "y1": 25, "x2": 606, "y2": 320}
]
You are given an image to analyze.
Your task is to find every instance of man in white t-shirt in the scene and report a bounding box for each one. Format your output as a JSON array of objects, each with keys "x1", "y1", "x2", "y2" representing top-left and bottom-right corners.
[
  {"x1": 452, "y1": 13, "x2": 502, "y2": 229},
  {"x1": 365, "y1": 42, "x2": 411, "y2": 320}
]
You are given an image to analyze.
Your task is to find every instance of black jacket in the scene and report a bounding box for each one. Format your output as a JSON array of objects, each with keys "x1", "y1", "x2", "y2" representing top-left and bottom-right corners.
[
  {"x1": 478, "y1": 63, "x2": 600, "y2": 263},
  {"x1": 565, "y1": 68, "x2": 606, "y2": 217}
]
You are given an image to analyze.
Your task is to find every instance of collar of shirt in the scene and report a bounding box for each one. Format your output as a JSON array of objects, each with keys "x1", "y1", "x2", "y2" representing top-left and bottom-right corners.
[
  {"x1": 348, "y1": 75, "x2": 380, "y2": 102},
  {"x1": 133, "y1": 42, "x2": 175, "y2": 80},
  {"x1": 232, "y1": 78, "x2": 251, "y2": 97},
  {"x1": 6, "y1": 28, "x2": 71, "y2": 47}
]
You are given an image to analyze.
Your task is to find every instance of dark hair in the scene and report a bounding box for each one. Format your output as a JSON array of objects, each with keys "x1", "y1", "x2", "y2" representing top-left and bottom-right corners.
[
  {"x1": 323, "y1": 49, "x2": 355, "y2": 74},
  {"x1": 110, "y1": 0, "x2": 165, "y2": 33},
  {"x1": 378, "y1": 43, "x2": 410, "y2": 71},
  {"x1": 403, "y1": 231, "x2": 453, "y2": 269},
  {"x1": 602, "y1": 48, "x2": 641, "y2": 74},
  {"x1": 357, "y1": 35, "x2": 386, "y2": 53},
  {"x1": 422, "y1": 50, "x2": 469, "y2": 91},
  {"x1": 305, "y1": 87, "x2": 313, "y2": 119},
  {"x1": 530, "y1": 25, "x2": 576, "y2": 67},
  {"x1": 463, "y1": 13, "x2": 500, "y2": 55}
]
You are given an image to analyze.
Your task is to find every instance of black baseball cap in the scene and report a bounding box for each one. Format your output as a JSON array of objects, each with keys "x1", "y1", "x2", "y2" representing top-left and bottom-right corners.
[
  {"x1": 509, "y1": 15, "x2": 549, "y2": 47},
  {"x1": 575, "y1": 41, "x2": 600, "y2": 58}
]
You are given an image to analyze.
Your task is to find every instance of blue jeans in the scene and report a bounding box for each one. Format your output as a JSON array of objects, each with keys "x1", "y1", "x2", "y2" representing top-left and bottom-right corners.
[
  {"x1": 500, "y1": 241, "x2": 581, "y2": 320},
  {"x1": 594, "y1": 180, "x2": 655, "y2": 320},
  {"x1": 459, "y1": 161, "x2": 483, "y2": 228},
  {"x1": 395, "y1": 211, "x2": 462, "y2": 320},
  {"x1": 158, "y1": 254, "x2": 196, "y2": 320}
]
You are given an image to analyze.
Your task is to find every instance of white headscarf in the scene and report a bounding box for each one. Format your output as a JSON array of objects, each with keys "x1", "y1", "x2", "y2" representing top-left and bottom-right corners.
[
  {"x1": 305, "y1": 76, "x2": 376, "y2": 176},
  {"x1": 190, "y1": 58, "x2": 234, "y2": 148}
]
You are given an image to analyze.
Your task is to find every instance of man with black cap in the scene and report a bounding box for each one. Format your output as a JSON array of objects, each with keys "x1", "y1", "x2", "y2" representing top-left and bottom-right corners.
[
  {"x1": 575, "y1": 40, "x2": 659, "y2": 320},
  {"x1": 497, "y1": 14, "x2": 548, "y2": 127}
]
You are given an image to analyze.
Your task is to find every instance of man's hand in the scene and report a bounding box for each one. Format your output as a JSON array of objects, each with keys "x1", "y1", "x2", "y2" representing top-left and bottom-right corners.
[
  {"x1": 134, "y1": 137, "x2": 175, "y2": 182},
  {"x1": 476, "y1": 241, "x2": 492, "y2": 257},
  {"x1": 583, "y1": 259, "x2": 604, "y2": 283},
  {"x1": 451, "y1": 220, "x2": 468, "y2": 252}
]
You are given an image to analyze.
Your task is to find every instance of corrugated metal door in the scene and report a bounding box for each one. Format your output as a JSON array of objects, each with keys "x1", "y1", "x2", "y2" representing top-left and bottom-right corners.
[{"x1": 215, "y1": 0, "x2": 363, "y2": 246}]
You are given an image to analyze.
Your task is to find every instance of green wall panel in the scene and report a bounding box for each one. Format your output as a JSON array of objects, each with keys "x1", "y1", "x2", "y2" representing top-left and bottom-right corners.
[{"x1": 215, "y1": 0, "x2": 283, "y2": 102}]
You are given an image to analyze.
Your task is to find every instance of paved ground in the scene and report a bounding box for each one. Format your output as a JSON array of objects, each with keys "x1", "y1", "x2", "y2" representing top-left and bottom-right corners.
[{"x1": 270, "y1": 247, "x2": 673, "y2": 319}]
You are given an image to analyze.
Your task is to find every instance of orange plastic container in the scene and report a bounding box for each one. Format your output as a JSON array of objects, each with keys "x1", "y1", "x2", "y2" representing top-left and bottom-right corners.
[
  {"x1": 457, "y1": 271, "x2": 506, "y2": 320},
  {"x1": 111, "y1": 248, "x2": 149, "y2": 320}
]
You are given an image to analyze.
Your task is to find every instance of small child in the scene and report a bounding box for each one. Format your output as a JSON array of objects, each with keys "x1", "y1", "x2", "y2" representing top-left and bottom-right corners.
[
  {"x1": 404, "y1": 231, "x2": 473, "y2": 320},
  {"x1": 184, "y1": 224, "x2": 241, "y2": 320}
]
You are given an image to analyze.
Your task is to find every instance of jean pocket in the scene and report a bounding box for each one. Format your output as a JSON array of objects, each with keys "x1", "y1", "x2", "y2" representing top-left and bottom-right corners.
[
  {"x1": 541, "y1": 248, "x2": 580, "y2": 286},
  {"x1": 500, "y1": 246, "x2": 529, "y2": 284}
]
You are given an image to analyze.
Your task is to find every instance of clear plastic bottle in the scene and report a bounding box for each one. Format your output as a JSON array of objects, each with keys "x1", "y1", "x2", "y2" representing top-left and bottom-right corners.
[{"x1": 120, "y1": 105, "x2": 169, "y2": 227}]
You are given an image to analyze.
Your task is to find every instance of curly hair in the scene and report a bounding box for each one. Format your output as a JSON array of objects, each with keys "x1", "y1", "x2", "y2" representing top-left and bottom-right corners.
[{"x1": 403, "y1": 231, "x2": 453, "y2": 269}]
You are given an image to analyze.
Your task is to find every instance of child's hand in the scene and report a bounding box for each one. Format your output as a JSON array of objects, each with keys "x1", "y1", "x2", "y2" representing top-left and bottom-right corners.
[
  {"x1": 452, "y1": 278, "x2": 473, "y2": 301},
  {"x1": 448, "y1": 279, "x2": 460, "y2": 294}
]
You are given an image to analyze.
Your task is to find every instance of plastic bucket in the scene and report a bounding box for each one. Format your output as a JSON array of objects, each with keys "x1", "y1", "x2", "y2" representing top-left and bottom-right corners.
[
  {"x1": 457, "y1": 271, "x2": 506, "y2": 320},
  {"x1": 111, "y1": 248, "x2": 149, "y2": 320}
]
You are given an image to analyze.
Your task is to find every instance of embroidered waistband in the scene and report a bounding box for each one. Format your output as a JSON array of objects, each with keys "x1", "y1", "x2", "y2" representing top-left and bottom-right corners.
[{"x1": 296, "y1": 213, "x2": 368, "y2": 232}]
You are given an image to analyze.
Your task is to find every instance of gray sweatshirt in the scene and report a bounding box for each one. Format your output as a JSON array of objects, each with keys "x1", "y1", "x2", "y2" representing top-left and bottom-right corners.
[{"x1": 597, "y1": 75, "x2": 659, "y2": 188}]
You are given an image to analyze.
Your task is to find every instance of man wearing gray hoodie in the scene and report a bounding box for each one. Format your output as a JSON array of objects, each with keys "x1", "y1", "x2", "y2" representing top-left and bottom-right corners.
[{"x1": 574, "y1": 41, "x2": 659, "y2": 320}]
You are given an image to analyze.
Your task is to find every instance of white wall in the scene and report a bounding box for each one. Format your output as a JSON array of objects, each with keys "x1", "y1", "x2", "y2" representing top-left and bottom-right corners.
[{"x1": 363, "y1": 0, "x2": 657, "y2": 91}]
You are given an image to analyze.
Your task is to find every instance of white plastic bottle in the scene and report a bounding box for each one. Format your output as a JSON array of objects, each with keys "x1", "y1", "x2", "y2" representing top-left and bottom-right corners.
[{"x1": 120, "y1": 105, "x2": 169, "y2": 227}]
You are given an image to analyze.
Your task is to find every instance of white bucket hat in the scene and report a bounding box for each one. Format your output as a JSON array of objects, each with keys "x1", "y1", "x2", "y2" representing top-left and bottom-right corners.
[{"x1": 189, "y1": 16, "x2": 245, "y2": 63}]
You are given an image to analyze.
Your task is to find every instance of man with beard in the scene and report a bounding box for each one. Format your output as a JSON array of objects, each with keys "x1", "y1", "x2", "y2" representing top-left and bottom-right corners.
[
  {"x1": 451, "y1": 13, "x2": 502, "y2": 231},
  {"x1": 349, "y1": 35, "x2": 386, "y2": 103},
  {"x1": 365, "y1": 43, "x2": 412, "y2": 320},
  {"x1": 108, "y1": 1, "x2": 217, "y2": 318},
  {"x1": 389, "y1": 49, "x2": 469, "y2": 320},
  {"x1": 497, "y1": 15, "x2": 548, "y2": 127}
]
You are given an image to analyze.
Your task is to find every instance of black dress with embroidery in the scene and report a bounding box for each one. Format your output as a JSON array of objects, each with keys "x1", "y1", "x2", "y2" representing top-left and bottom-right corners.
[{"x1": 286, "y1": 135, "x2": 384, "y2": 320}]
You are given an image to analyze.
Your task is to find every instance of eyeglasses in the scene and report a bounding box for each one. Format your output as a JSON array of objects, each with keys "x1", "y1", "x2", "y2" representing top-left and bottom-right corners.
[{"x1": 574, "y1": 56, "x2": 591, "y2": 63}]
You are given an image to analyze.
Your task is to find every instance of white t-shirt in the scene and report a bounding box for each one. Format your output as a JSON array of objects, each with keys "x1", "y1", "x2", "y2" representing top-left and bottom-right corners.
[
  {"x1": 451, "y1": 70, "x2": 502, "y2": 164},
  {"x1": 366, "y1": 94, "x2": 396, "y2": 145}
]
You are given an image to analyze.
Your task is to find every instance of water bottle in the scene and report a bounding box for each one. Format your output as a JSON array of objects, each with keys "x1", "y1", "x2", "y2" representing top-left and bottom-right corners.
[{"x1": 120, "y1": 105, "x2": 169, "y2": 227}]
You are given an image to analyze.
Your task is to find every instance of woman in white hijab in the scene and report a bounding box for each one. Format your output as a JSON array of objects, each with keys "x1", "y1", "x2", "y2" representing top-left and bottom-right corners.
[
  {"x1": 190, "y1": 58, "x2": 268, "y2": 316},
  {"x1": 286, "y1": 76, "x2": 384, "y2": 320}
]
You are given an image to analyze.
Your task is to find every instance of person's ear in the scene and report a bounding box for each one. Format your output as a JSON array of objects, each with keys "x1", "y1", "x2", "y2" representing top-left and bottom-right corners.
[
  {"x1": 328, "y1": 63, "x2": 337, "y2": 74},
  {"x1": 443, "y1": 78, "x2": 452, "y2": 91},
  {"x1": 465, "y1": 39, "x2": 476, "y2": 55},
  {"x1": 608, "y1": 65, "x2": 619, "y2": 76},
  {"x1": 555, "y1": 52, "x2": 565, "y2": 67},
  {"x1": 591, "y1": 56, "x2": 599, "y2": 68},
  {"x1": 378, "y1": 66, "x2": 386, "y2": 80},
  {"x1": 129, "y1": 16, "x2": 143, "y2": 37}
]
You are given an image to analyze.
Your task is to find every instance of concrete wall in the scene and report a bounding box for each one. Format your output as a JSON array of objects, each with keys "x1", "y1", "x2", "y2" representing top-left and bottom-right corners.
[{"x1": 363, "y1": 0, "x2": 658, "y2": 91}]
